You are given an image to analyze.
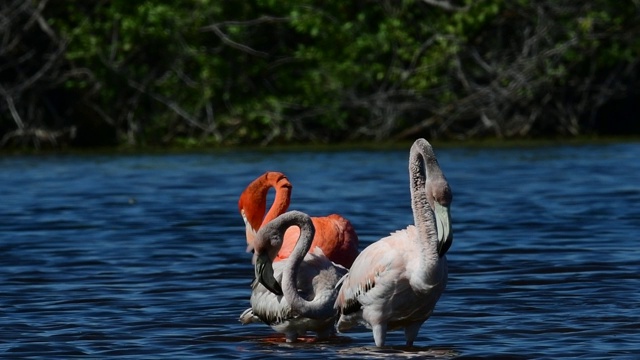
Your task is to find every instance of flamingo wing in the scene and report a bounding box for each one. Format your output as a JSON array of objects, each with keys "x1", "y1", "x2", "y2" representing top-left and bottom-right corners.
[
  {"x1": 335, "y1": 229, "x2": 414, "y2": 320},
  {"x1": 314, "y1": 214, "x2": 360, "y2": 268}
]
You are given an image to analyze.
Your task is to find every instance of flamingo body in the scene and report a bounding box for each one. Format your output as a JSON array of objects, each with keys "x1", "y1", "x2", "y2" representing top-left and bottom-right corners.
[
  {"x1": 276, "y1": 214, "x2": 357, "y2": 267},
  {"x1": 241, "y1": 247, "x2": 346, "y2": 341},
  {"x1": 240, "y1": 211, "x2": 348, "y2": 342},
  {"x1": 335, "y1": 227, "x2": 447, "y2": 338}
]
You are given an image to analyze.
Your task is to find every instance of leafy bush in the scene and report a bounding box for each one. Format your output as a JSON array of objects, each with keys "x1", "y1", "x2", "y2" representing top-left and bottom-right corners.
[{"x1": 1, "y1": 0, "x2": 638, "y2": 148}]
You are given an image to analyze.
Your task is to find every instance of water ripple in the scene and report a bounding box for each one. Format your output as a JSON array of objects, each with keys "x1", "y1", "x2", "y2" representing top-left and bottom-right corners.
[{"x1": 1, "y1": 143, "x2": 639, "y2": 359}]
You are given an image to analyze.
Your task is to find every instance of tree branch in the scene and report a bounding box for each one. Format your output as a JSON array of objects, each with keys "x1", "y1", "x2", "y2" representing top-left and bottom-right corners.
[
  {"x1": 201, "y1": 16, "x2": 288, "y2": 58},
  {"x1": 421, "y1": 0, "x2": 469, "y2": 12},
  {"x1": 0, "y1": 85, "x2": 25, "y2": 129}
]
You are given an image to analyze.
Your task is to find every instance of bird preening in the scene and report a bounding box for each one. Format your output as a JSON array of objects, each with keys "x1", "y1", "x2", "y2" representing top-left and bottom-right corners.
[
  {"x1": 236, "y1": 138, "x2": 453, "y2": 347},
  {"x1": 239, "y1": 210, "x2": 348, "y2": 342}
]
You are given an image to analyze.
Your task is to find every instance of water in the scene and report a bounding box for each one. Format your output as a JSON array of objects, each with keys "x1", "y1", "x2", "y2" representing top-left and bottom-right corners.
[{"x1": 1, "y1": 142, "x2": 638, "y2": 359}]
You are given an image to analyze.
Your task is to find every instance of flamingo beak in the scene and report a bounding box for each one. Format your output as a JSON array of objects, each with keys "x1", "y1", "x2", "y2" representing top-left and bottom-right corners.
[
  {"x1": 241, "y1": 210, "x2": 257, "y2": 253},
  {"x1": 255, "y1": 253, "x2": 283, "y2": 296},
  {"x1": 434, "y1": 202, "x2": 452, "y2": 256}
]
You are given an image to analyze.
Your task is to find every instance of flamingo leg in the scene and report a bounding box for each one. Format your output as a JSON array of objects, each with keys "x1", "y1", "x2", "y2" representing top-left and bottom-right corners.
[
  {"x1": 316, "y1": 326, "x2": 334, "y2": 340},
  {"x1": 372, "y1": 323, "x2": 387, "y2": 347},
  {"x1": 404, "y1": 321, "x2": 422, "y2": 346},
  {"x1": 284, "y1": 332, "x2": 298, "y2": 343}
]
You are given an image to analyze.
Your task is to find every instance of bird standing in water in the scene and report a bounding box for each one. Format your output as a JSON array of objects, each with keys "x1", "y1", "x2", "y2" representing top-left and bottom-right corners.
[
  {"x1": 240, "y1": 210, "x2": 348, "y2": 342},
  {"x1": 334, "y1": 138, "x2": 453, "y2": 347}
]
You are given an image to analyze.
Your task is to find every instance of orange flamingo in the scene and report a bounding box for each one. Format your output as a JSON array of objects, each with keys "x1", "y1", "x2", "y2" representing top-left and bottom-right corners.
[{"x1": 238, "y1": 171, "x2": 359, "y2": 269}]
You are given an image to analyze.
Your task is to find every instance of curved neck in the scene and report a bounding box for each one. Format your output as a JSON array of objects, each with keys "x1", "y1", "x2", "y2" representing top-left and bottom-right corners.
[
  {"x1": 408, "y1": 141, "x2": 439, "y2": 253},
  {"x1": 277, "y1": 211, "x2": 336, "y2": 319},
  {"x1": 239, "y1": 172, "x2": 292, "y2": 232},
  {"x1": 261, "y1": 174, "x2": 292, "y2": 227}
]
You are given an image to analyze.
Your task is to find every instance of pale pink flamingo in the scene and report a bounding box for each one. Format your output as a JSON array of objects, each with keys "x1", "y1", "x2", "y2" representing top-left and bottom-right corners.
[
  {"x1": 239, "y1": 210, "x2": 348, "y2": 342},
  {"x1": 334, "y1": 138, "x2": 453, "y2": 347},
  {"x1": 238, "y1": 171, "x2": 359, "y2": 268}
]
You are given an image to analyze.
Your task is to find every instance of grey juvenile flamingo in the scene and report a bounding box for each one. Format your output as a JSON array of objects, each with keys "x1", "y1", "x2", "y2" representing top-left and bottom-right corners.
[{"x1": 240, "y1": 210, "x2": 348, "y2": 342}]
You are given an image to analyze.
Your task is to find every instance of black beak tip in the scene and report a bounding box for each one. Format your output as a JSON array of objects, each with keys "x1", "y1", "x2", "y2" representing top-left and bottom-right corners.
[{"x1": 260, "y1": 275, "x2": 283, "y2": 296}]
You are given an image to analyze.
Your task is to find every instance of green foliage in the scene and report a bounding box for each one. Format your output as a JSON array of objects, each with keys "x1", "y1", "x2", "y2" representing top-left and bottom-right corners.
[{"x1": 2, "y1": 0, "x2": 638, "y2": 148}]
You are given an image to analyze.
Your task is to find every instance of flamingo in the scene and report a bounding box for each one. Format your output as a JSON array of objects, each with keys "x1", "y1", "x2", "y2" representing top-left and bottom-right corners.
[
  {"x1": 334, "y1": 138, "x2": 453, "y2": 347},
  {"x1": 238, "y1": 171, "x2": 359, "y2": 268},
  {"x1": 239, "y1": 210, "x2": 348, "y2": 342}
]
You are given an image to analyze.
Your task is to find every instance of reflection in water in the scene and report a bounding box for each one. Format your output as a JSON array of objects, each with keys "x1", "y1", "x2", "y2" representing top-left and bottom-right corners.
[
  {"x1": 0, "y1": 143, "x2": 639, "y2": 359},
  {"x1": 336, "y1": 345, "x2": 459, "y2": 359}
]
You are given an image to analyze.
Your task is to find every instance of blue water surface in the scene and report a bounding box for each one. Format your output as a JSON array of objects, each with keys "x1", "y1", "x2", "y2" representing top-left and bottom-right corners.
[{"x1": 0, "y1": 142, "x2": 638, "y2": 359}]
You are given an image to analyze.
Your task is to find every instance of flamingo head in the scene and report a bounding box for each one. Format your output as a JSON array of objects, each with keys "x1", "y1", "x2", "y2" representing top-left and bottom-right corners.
[
  {"x1": 238, "y1": 172, "x2": 292, "y2": 253},
  {"x1": 238, "y1": 181, "x2": 268, "y2": 253},
  {"x1": 253, "y1": 220, "x2": 286, "y2": 296},
  {"x1": 430, "y1": 179, "x2": 453, "y2": 256}
]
